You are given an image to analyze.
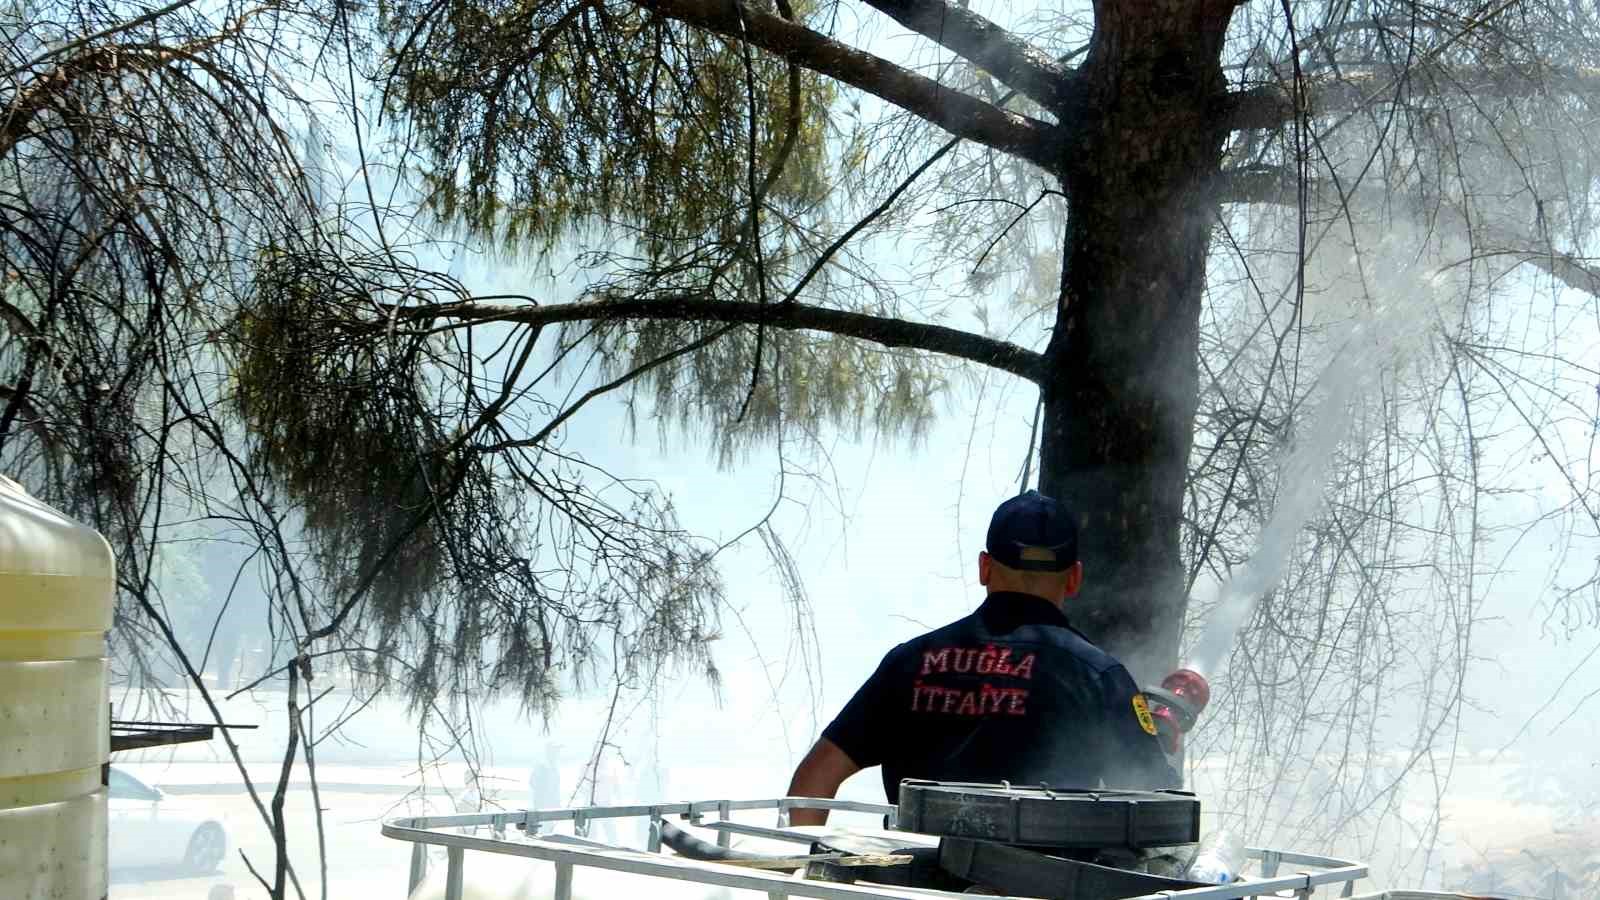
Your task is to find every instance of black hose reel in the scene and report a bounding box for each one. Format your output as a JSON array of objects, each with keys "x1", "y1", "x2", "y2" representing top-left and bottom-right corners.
[
  {"x1": 895, "y1": 780, "x2": 1211, "y2": 899},
  {"x1": 895, "y1": 780, "x2": 1201, "y2": 848},
  {"x1": 661, "y1": 781, "x2": 1210, "y2": 899}
]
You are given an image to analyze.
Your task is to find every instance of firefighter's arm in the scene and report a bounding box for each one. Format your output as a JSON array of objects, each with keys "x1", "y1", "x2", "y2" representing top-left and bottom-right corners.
[
  {"x1": 785, "y1": 737, "x2": 862, "y2": 826},
  {"x1": 789, "y1": 648, "x2": 899, "y2": 824},
  {"x1": 1100, "y1": 667, "x2": 1183, "y2": 790}
]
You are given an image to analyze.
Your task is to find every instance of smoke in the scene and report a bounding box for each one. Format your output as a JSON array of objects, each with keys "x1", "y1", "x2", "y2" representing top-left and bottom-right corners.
[{"x1": 1187, "y1": 241, "x2": 1450, "y2": 679}]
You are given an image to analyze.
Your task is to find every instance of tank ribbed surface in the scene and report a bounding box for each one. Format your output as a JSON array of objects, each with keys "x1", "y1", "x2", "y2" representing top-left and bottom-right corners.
[{"x1": 0, "y1": 476, "x2": 114, "y2": 899}]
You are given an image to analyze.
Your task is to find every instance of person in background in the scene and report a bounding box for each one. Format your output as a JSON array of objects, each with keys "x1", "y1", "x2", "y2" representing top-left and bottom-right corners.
[{"x1": 785, "y1": 490, "x2": 1178, "y2": 825}]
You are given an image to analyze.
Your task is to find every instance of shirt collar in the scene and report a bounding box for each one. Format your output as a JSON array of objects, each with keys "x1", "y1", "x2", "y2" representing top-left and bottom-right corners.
[{"x1": 978, "y1": 591, "x2": 1072, "y2": 629}]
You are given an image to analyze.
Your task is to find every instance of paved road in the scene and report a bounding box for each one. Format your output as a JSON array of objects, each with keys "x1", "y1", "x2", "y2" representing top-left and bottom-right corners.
[{"x1": 110, "y1": 787, "x2": 444, "y2": 900}]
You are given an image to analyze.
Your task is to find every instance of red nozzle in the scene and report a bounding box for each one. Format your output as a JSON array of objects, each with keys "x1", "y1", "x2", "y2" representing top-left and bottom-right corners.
[
  {"x1": 1160, "y1": 668, "x2": 1210, "y2": 718},
  {"x1": 1144, "y1": 669, "x2": 1212, "y2": 756}
]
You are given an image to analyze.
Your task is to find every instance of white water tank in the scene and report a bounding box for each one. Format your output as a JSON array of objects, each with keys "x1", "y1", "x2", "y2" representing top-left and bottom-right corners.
[{"x1": 0, "y1": 475, "x2": 112, "y2": 899}]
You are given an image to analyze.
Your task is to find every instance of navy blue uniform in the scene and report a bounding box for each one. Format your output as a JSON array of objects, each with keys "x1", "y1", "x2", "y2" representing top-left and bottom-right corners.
[{"x1": 822, "y1": 592, "x2": 1179, "y2": 803}]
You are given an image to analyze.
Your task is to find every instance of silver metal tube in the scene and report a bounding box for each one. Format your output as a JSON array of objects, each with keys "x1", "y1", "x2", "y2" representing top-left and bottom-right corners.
[
  {"x1": 553, "y1": 862, "x2": 573, "y2": 900},
  {"x1": 699, "y1": 821, "x2": 818, "y2": 845},
  {"x1": 1346, "y1": 893, "x2": 1477, "y2": 900},
  {"x1": 408, "y1": 842, "x2": 427, "y2": 894},
  {"x1": 444, "y1": 847, "x2": 464, "y2": 900}
]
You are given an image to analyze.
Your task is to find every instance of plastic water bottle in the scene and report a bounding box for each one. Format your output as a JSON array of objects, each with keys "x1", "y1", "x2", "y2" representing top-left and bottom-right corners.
[{"x1": 1183, "y1": 828, "x2": 1246, "y2": 884}]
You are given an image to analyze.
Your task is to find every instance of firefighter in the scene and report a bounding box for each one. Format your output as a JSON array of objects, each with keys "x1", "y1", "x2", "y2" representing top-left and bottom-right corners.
[{"x1": 784, "y1": 490, "x2": 1178, "y2": 826}]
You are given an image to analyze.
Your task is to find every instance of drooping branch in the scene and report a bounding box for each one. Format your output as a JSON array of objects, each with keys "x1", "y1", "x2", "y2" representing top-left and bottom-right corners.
[
  {"x1": 0, "y1": 44, "x2": 171, "y2": 157},
  {"x1": 855, "y1": 0, "x2": 1075, "y2": 113},
  {"x1": 1216, "y1": 167, "x2": 1600, "y2": 300},
  {"x1": 394, "y1": 294, "x2": 1048, "y2": 382},
  {"x1": 0, "y1": 16, "x2": 265, "y2": 158},
  {"x1": 633, "y1": 0, "x2": 1057, "y2": 167},
  {"x1": 1225, "y1": 65, "x2": 1600, "y2": 132}
]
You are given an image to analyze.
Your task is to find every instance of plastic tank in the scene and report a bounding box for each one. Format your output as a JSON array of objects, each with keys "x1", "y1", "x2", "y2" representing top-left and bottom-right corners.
[{"x1": 0, "y1": 475, "x2": 112, "y2": 899}]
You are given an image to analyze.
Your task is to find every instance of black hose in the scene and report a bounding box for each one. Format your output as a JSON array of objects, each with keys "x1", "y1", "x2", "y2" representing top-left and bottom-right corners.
[{"x1": 657, "y1": 820, "x2": 788, "y2": 862}]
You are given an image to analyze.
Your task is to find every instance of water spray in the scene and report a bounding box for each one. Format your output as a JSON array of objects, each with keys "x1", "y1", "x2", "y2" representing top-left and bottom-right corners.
[
  {"x1": 1137, "y1": 249, "x2": 1450, "y2": 767},
  {"x1": 1139, "y1": 318, "x2": 1377, "y2": 758}
]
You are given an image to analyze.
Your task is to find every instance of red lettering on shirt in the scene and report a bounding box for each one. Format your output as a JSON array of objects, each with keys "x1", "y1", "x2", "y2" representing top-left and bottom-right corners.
[
  {"x1": 1011, "y1": 653, "x2": 1035, "y2": 680},
  {"x1": 993, "y1": 648, "x2": 1013, "y2": 675},
  {"x1": 910, "y1": 682, "x2": 1029, "y2": 717},
  {"x1": 1007, "y1": 690, "x2": 1027, "y2": 715},
  {"x1": 920, "y1": 645, "x2": 1035, "y2": 679},
  {"x1": 980, "y1": 684, "x2": 1005, "y2": 714},
  {"x1": 976, "y1": 647, "x2": 996, "y2": 674}
]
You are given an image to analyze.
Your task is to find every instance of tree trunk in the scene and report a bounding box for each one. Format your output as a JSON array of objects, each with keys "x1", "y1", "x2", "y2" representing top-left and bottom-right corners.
[{"x1": 1038, "y1": 0, "x2": 1236, "y2": 684}]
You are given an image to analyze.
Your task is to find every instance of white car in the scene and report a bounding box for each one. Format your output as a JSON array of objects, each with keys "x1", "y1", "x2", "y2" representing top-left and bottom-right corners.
[{"x1": 107, "y1": 766, "x2": 229, "y2": 873}]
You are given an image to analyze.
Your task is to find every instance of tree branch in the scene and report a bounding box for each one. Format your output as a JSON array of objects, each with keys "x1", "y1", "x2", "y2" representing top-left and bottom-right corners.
[
  {"x1": 1223, "y1": 74, "x2": 1365, "y2": 132},
  {"x1": 855, "y1": 0, "x2": 1074, "y2": 112},
  {"x1": 0, "y1": 15, "x2": 266, "y2": 158},
  {"x1": 397, "y1": 294, "x2": 1048, "y2": 382},
  {"x1": 0, "y1": 383, "x2": 56, "y2": 450},
  {"x1": 1225, "y1": 65, "x2": 1600, "y2": 132},
  {"x1": 632, "y1": 0, "x2": 1057, "y2": 167},
  {"x1": 1216, "y1": 167, "x2": 1600, "y2": 299}
]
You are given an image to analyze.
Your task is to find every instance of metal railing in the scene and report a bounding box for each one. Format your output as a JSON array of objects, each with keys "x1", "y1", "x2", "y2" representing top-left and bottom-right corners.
[
  {"x1": 383, "y1": 797, "x2": 1371, "y2": 900},
  {"x1": 1344, "y1": 894, "x2": 1486, "y2": 899}
]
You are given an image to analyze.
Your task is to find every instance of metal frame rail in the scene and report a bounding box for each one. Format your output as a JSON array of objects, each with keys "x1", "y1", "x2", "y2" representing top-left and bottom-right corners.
[
  {"x1": 1345, "y1": 895, "x2": 1483, "y2": 900},
  {"x1": 383, "y1": 797, "x2": 1370, "y2": 900},
  {"x1": 107, "y1": 702, "x2": 259, "y2": 752}
]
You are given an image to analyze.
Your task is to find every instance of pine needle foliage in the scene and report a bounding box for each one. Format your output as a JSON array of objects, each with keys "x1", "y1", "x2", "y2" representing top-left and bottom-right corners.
[
  {"x1": 384, "y1": 0, "x2": 835, "y2": 255},
  {"x1": 373, "y1": 0, "x2": 977, "y2": 458},
  {"x1": 599, "y1": 311, "x2": 948, "y2": 465},
  {"x1": 227, "y1": 248, "x2": 729, "y2": 714},
  {"x1": 232, "y1": 249, "x2": 453, "y2": 632}
]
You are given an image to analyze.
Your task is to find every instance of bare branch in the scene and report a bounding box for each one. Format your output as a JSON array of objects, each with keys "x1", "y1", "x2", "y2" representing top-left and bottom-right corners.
[
  {"x1": 1227, "y1": 65, "x2": 1600, "y2": 132},
  {"x1": 855, "y1": 0, "x2": 1075, "y2": 112},
  {"x1": 633, "y1": 0, "x2": 1057, "y2": 166},
  {"x1": 0, "y1": 16, "x2": 266, "y2": 158},
  {"x1": 394, "y1": 294, "x2": 1047, "y2": 383},
  {"x1": 1216, "y1": 167, "x2": 1600, "y2": 299}
]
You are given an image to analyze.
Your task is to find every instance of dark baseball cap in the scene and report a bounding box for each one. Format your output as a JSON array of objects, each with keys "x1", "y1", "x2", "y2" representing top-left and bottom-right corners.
[{"x1": 985, "y1": 490, "x2": 1079, "y2": 572}]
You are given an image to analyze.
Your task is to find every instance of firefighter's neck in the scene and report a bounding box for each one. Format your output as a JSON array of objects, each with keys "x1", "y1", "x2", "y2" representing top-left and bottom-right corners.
[{"x1": 978, "y1": 552, "x2": 1081, "y2": 608}]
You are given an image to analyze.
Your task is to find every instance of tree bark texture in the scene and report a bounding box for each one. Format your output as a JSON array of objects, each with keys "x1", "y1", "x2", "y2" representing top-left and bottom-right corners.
[{"x1": 1038, "y1": 0, "x2": 1237, "y2": 684}]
